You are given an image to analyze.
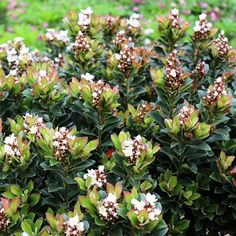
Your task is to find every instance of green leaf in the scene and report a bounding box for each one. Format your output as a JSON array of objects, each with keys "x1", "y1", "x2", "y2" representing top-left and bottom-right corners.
[
  {"x1": 111, "y1": 133, "x2": 122, "y2": 151},
  {"x1": 48, "y1": 183, "x2": 64, "y2": 193},
  {"x1": 210, "y1": 172, "x2": 223, "y2": 183},
  {"x1": 26, "y1": 180, "x2": 34, "y2": 194},
  {"x1": 21, "y1": 220, "x2": 33, "y2": 234},
  {"x1": 79, "y1": 196, "x2": 96, "y2": 216},
  {"x1": 127, "y1": 211, "x2": 138, "y2": 226},
  {"x1": 176, "y1": 220, "x2": 190, "y2": 232},
  {"x1": 35, "y1": 217, "x2": 43, "y2": 233},
  {"x1": 169, "y1": 176, "x2": 177, "y2": 188},
  {"x1": 10, "y1": 185, "x2": 22, "y2": 196},
  {"x1": 29, "y1": 193, "x2": 41, "y2": 206}
]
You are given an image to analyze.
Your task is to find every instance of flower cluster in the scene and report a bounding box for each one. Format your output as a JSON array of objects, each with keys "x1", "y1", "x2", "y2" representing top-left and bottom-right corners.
[
  {"x1": 23, "y1": 113, "x2": 46, "y2": 139},
  {"x1": 0, "y1": 207, "x2": 10, "y2": 232},
  {"x1": 0, "y1": 37, "x2": 33, "y2": 78},
  {"x1": 191, "y1": 61, "x2": 206, "y2": 79},
  {"x1": 131, "y1": 193, "x2": 161, "y2": 221},
  {"x1": 83, "y1": 165, "x2": 107, "y2": 188},
  {"x1": 3, "y1": 134, "x2": 21, "y2": 163},
  {"x1": 91, "y1": 80, "x2": 107, "y2": 108},
  {"x1": 52, "y1": 127, "x2": 75, "y2": 161},
  {"x1": 80, "y1": 78, "x2": 119, "y2": 112},
  {"x1": 44, "y1": 29, "x2": 69, "y2": 45},
  {"x1": 213, "y1": 31, "x2": 231, "y2": 57},
  {"x1": 118, "y1": 45, "x2": 135, "y2": 71},
  {"x1": 121, "y1": 135, "x2": 146, "y2": 163},
  {"x1": 38, "y1": 69, "x2": 49, "y2": 83},
  {"x1": 137, "y1": 102, "x2": 153, "y2": 122},
  {"x1": 81, "y1": 72, "x2": 94, "y2": 81},
  {"x1": 54, "y1": 53, "x2": 65, "y2": 67},
  {"x1": 169, "y1": 8, "x2": 181, "y2": 29},
  {"x1": 193, "y1": 13, "x2": 212, "y2": 41},
  {"x1": 113, "y1": 31, "x2": 131, "y2": 49},
  {"x1": 127, "y1": 13, "x2": 140, "y2": 30},
  {"x1": 105, "y1": 15, "x2": 119, "y2": 30},
  {"x1": 69, "y1": 31, "x2": 91, "y2": 53},
  {"x1": 78, "y1": 7, "x2": 93, "y2": 34},
  {"x1": 164, "y1": 50, "x2": 184, "y2": 91},
  {"x1": 63, "y1": 215, "x2": 85, "y2": 236},
  {"x1": 26, "y1": 63, "x2": 66, "y2": 102},
  {"x1": 203, "y1": 77, "x2": 228, "y2": 106},
  {"x1": 97, "y1": 193, "x2": 119, "y2": 222},
  {"x1": 178, "y1": 104, "x2": 195, "y2": 125}
]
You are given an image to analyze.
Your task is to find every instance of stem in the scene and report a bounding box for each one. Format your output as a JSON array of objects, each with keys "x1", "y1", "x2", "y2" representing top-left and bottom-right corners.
[
  {"x1": 211, "y1": 57, "x2": 219, "y2": 80},
  {"x1": 63, "y1": 163, "x2": 70, "y2": 208},
  {"x1": 193, "y1": 45, "x2": 200, "y2": 66},
  {"x1": 123, "y1": 71, "x2": 132, "y2": 110},
  {"x1": 124, "y1": 76, "x2": 130, "y2": 110},
  {"x1": 168, "y1": 93, "x2": 176, "y2": 119},
  {"x1": 97, "y1": 110, "x2": 105, "y2": 149}
]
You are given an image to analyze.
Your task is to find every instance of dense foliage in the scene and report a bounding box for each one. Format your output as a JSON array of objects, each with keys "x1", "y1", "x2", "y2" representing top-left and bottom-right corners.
[
  {"x1": 0, "y1": 6, "x2": 235, "y2": 236},
  {"x1": 1, "y1": 0, "x2": 236, "y2": 48}
]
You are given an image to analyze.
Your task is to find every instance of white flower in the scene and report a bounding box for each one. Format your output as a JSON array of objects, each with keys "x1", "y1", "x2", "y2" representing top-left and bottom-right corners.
[
  {"x1": 77, "y1": 221, "x2": 85, "y2": 231},
  {"x1": 9, "y1": 69, "x2": 18, "y2": 76},
  {"x1": 144, "y1": 28, "x2": 154, "y2": 35},
  {"x1": 57, "y1": 30, "x2": 69, "y2": 42},
  {"x1": 122, "y1": 146, "x2": 133, "y2": 157},
  {"x1": 81, "y1": 7, "x2": 93, "y2": 15},
  {"x1": 106, "y1": 193, "x2": 117, "y2": 203},
  {"x1": 130, "y1": 13, "x2": 140, "y2": 19},
  {"x1": 78, "y1": 13, "x2": 90, "y2": 25},
  {"x1": 127, "y1": 13, "x2": 140, "y2": 28},
  {"x1": 14, "y1": 37, "x2": 24, "y2": 43},
  {"x1": 171, "y1": 8, "x2": 179, "y2": 16},
  {"x1": 78, "y1": 7, "x2": 93, "y2": 26},
  {"x1": 131, "y1": 193, "x2": 161, "y2": 221},
  {"x1": 4, "y1": 144, "x2": 14, "y2": 156},
  {"x1": 127, "y1": 19, "x2": 140, "y2": 28},
  {"x1": 45, "y1": 29, "x2": 54, "y2": 40},
  {"x1": 170, "y1": 69, "x2": 177, "y2": 77},
  {"x1": 145, "y1": 193, "x2": 157, "y2": 205},
  {"x1": 149, "y1": 208, "x2": 161, "y2": 220},
  {"x1": 68, "y1": 215, "x2": 79, "y2": 226},
  {"x1": 20, "y1": 46, "x2": 30, "y2": 55},
  {"x1": 199, "y1": 13, "x2": 207, "y2": 21},
  {"x1": 98, "y1": 165, "x2": 104, "y2": 172},
  {"x1": 39, "y1": 70, "x2": 47, "y2": 77},
  {"x1": 83, "y1": 165, "x2": 106, "y2": 188},
  {"x1": 216, "y1": 77, "x2": 223, "y2": 83},
  {"x1": 81, "y1": 72, "x2": 94, "y2": 81},
  {"x1": 193, "y1": 22, "x2": 201, "y2": 32},
  {"x1": 21, "y1": 232, "x2": 30, "y2": 236},
  {"x1": 7, "y1": 48, "x2": 18, "y2": 62},
  {"x1": 131, "y1": 199, "x2": 145, "y2": 211},
  {"x1": 206, "y1": 22, "x2": 212, "y2": 29},
  {"x1": 45, "y1": 29, "x2": 69, "y2": 43},
  {"x1": 135, "y1": 135, "x2": 142, "y2": 142},
  {"x1": 144, "y1": 38, "x2": 151, "y2": 46},
  {"x1": 4, "y1": 134, "x2": 16, "y2": 145},
  {"x1": 84, "y1": 168, "x2": 96, "y2": 181},
  {"x1": 114, "y1": 53, "x2": 121, "y2": 60},
  {"x1": 98, "y1": 205, "x2": 107, "y2": 217},
  {"x1": 29, "y1": 126, "x2": 38, "y2": 134},
  {"x1": 37, "y1": 117, "x2": 44, "y2": 123}
]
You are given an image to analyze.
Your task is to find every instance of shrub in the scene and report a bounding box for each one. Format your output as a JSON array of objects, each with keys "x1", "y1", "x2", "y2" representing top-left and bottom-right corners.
[{"x1": 0, "y1": 7, "x2": 235, "y2": 236}]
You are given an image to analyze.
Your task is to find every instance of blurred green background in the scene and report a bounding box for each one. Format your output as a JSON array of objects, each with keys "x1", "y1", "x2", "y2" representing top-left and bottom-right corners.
[{"x1": 0, "y1": 0, "x2": 236, "y2": 49}]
